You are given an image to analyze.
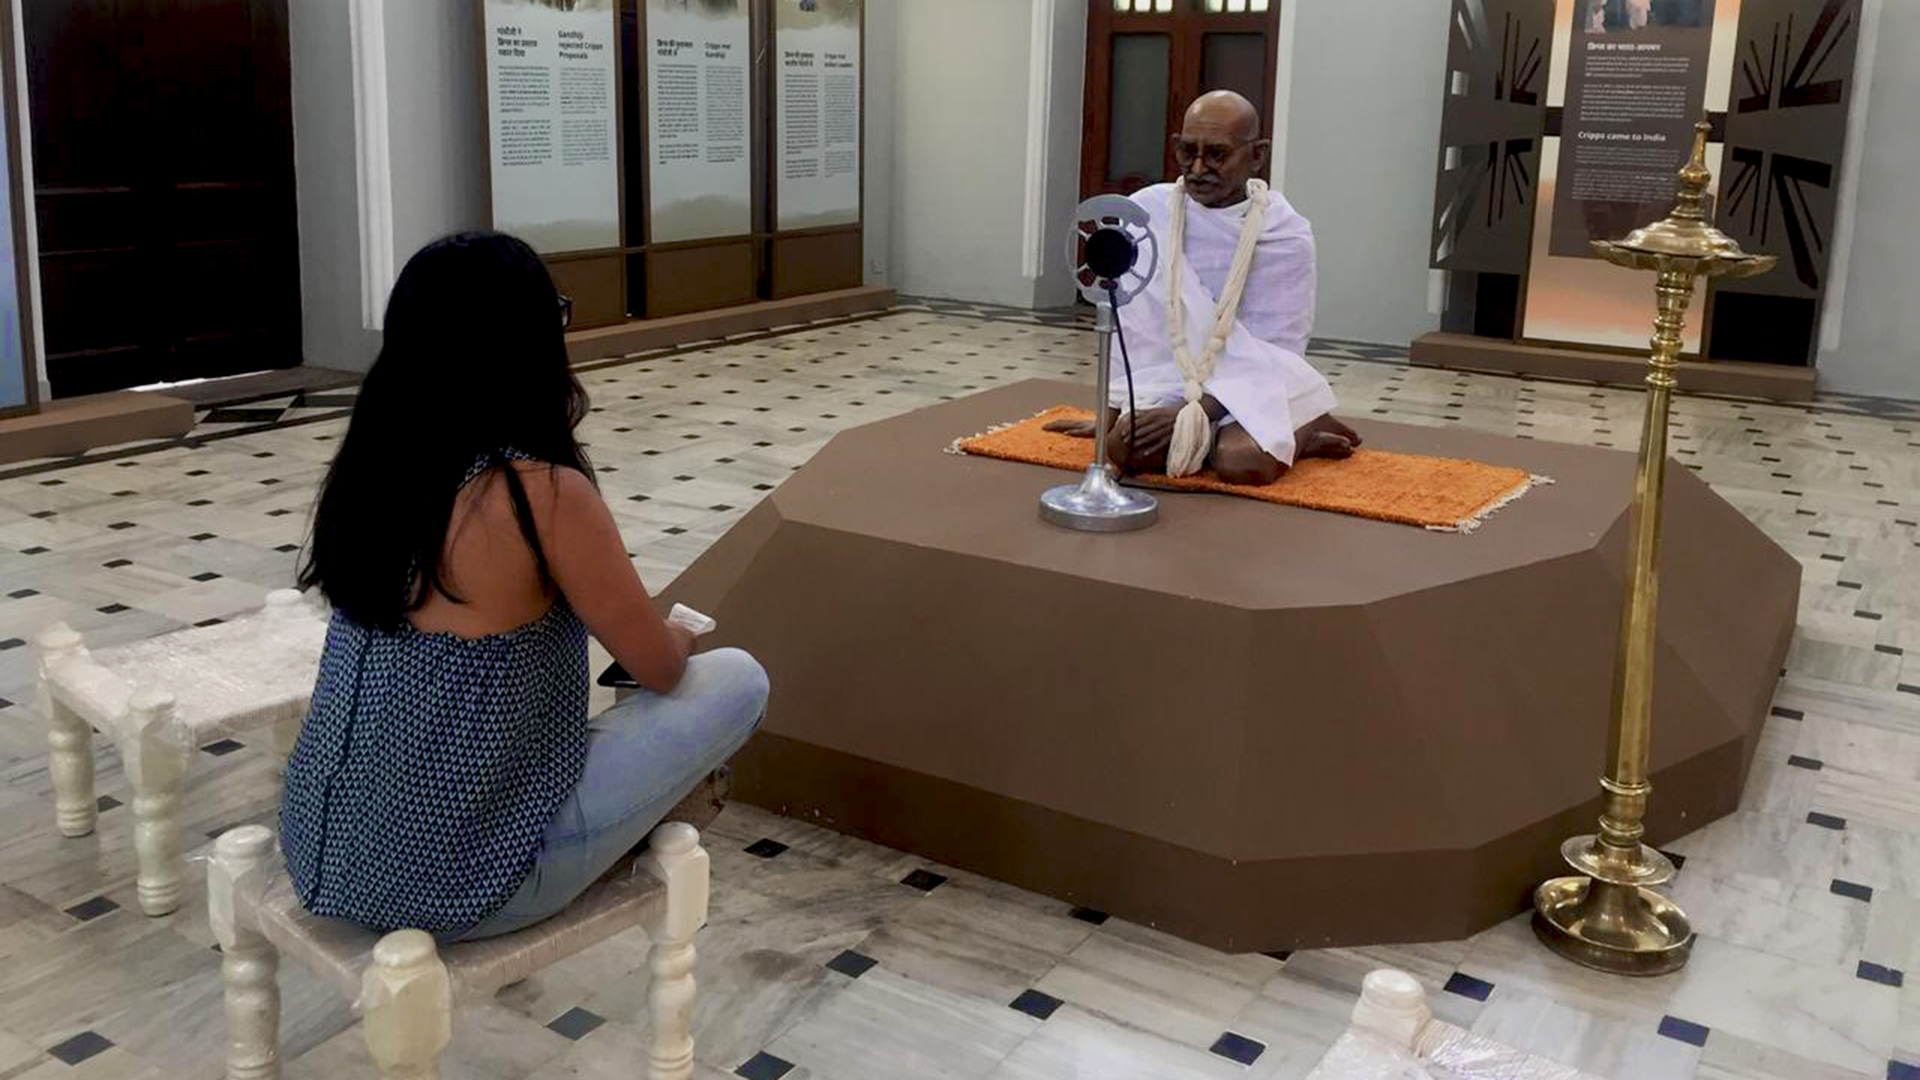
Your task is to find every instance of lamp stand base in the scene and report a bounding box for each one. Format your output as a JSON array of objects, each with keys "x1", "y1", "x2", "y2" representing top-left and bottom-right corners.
[
  {"x1": 1532, "y1": 875, "x2": 1694, "y2": 977},
  {"x1": 1040, "y1": 465, "x2": 1158, "y2": 533}
]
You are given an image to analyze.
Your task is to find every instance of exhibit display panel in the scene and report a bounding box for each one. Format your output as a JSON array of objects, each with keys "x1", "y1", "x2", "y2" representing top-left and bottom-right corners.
[
  {"x1": 645, "y1": 0, "x2": 752, "y2": 244},
  {"x1": 1547, "y1": 0, "x2": 1719, "y2": 259},
  {"x1": 478, "y1": 0, "x2": 872, "y2": 324},
  {"x1": 0, "y1": 0, "x2": 37, "y2": 420},
  {"x1": 773, "y1": 0, "x2": 860, "y2": 232},
  {"x1": 1424, "y1": 0, "x2": 1864, "y2": 386},
  {"x1": 1521, "y1": 0, "x2": 1735, "y2": 354},
  {"x1": 1429, "y1": 0, "x2": 1555, "y2": 281},
  {"x1": 640, "y1": 0, "x2": 758, "y2": 317},
  {"x1": 482, "y1": 0, "x2": 624, "y2": 255},
  {"x1": 770, "y1": 0, "x2": 862, "y2": 298}
]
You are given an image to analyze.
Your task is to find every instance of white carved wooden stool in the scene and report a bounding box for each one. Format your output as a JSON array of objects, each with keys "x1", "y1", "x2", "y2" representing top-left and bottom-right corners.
[
  {"x1": 206, "y1": 822, "x2": 709, "y2": 1080},
  {"x1": 36, "y1": 589, "x2": 328, "y2": 915}
]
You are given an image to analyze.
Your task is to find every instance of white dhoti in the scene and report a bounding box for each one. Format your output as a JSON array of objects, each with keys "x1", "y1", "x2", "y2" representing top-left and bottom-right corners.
[{"x1": 1111, "y1": 182, "x2": 1336, "y2": 467}]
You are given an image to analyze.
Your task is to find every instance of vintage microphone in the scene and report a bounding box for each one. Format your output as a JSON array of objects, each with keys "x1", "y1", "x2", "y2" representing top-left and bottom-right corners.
[{"x1": 1039, "y1": 196, "x2": 1160, "y2": 533}]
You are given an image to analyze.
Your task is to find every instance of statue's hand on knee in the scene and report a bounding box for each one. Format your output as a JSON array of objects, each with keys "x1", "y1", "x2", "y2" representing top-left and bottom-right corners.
[{"x1": 1108, "y1": 408, "x2": 1179, "y2": 473}]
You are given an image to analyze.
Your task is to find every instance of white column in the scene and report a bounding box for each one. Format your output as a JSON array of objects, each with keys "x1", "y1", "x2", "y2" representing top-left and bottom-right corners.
[
  {"x1": 348, "y1": 0, "x2": 396, "y2": 331},
  {"x1": 1021, "y1": 0, "x2": 1059, "y2": 283},
  {"x1": 1268, "y1": 0, "x2": 1300, "y2": 192}
]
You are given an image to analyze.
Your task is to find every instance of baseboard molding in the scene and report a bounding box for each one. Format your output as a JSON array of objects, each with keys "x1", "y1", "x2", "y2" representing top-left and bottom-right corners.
[
  {"x1": 0, "y1": 391, "x2": 195, "y2": 466},
  {"x1": 564, "y1": 286, "x2": 897, "y2": 364},
  {"x1": 1410, "y1": 332, "x2": 1818, "y2": 403}
]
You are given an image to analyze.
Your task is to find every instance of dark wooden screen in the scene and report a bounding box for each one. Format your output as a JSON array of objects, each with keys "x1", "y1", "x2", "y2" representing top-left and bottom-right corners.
[
  {"x1": 1430, "y1": 0, "x2": 1555, "y2": 340},
  {"x1": 26, "y1": 0, "x2": 300, "y2": 397},
  {"x1": 1080, "y1": 0, "x2": 1282, "y2": 199},
  {"x1": 1708, "y1": 0, "x2": 1863, "y2": 367}
]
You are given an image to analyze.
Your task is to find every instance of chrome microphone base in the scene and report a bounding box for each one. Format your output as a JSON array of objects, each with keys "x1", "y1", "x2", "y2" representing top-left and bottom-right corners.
[{"x1": 1040, "y1": 464, "x2": 1159, "y2": 532}]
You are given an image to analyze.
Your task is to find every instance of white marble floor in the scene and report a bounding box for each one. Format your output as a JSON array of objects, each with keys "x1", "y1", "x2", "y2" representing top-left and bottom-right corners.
[{"x1": 1, "y1": 299, "x2": 1917, "y2": 1080}]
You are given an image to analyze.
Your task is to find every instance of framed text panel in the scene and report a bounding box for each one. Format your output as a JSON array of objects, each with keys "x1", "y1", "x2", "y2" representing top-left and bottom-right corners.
[
  {"x1": 645, "y1": 0, "x2": 753, "y2": 244},
  {"x1": 483, "y1": 0, "x2": 624, "y2": 255},
  {"x1": 774, "y1": 0, "x2": 861, "y2": 232}
]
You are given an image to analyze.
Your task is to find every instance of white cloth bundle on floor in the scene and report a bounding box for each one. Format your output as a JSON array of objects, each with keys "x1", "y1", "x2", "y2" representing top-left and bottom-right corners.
[{"x1": 1114, "y1": 181, "x2": 1337, "y2": 470}]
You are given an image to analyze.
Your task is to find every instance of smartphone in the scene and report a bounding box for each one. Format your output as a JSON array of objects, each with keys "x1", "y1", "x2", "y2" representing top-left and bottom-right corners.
[{"x1": 598, "y1": 661, "x2": 640, "y2": 689}]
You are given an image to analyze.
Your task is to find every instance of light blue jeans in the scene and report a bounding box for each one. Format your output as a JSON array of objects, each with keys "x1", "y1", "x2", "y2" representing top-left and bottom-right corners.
[{"x1": 450, "y1": 648, "x2": 769, "y2": 942}]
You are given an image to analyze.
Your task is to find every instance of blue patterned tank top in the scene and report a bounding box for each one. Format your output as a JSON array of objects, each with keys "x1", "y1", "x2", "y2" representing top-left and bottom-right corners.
[{"x1": 280, "y1": 458, "x2": 591, "y2": 935}]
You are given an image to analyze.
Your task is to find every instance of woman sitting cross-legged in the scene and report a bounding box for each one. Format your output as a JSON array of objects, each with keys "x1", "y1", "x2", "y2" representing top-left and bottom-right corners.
[{"x1": 280, "y1": 231, "x2": 768, "y2": 943}]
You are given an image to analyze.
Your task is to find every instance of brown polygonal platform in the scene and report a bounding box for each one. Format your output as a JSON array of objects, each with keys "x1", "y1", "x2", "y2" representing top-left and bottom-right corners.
[{"x1": 662, "y1": 379, "x2": 1800, "y2": 952}]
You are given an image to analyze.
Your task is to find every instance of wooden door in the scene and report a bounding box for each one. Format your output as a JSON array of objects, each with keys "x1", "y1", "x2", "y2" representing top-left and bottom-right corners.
[
  {"x1": 1081, "y1": 0, "x2": 1281, "y2": 198},
  {"x1": 25, "y1": 0, "x2": 300, "y2": 398}
]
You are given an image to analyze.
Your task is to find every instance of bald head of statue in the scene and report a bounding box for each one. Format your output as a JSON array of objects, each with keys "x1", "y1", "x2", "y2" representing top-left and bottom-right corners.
[{"x1": 1174, "y1": 90, "x2": 1269, "y2": 209}]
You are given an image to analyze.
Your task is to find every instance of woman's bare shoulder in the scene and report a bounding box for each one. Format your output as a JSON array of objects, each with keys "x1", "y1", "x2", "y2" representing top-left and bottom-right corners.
[{"x1": 494, "y1": 460, "x2": 602, "y2": 526}]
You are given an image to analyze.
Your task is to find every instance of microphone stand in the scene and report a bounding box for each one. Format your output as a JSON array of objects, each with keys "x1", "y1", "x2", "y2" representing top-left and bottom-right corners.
[{"x1": 1038, "y1": 291, "x2": 1159, "y2": 532}]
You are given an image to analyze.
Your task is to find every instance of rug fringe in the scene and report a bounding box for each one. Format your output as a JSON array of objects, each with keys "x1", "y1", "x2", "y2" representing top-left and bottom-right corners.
[
  {"x1": 944, "y1": 409, "x2": 1061, "y2": 457},
  {"x1": 1426, "y1": 474, "x2": 1556, "y2": 534}
]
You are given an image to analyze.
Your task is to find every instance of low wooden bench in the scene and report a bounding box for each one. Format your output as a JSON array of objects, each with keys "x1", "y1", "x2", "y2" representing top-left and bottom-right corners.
[
  {"x1": 207, "y1": 822, "x2": 711, "y2": 1080},
  {"x1": 36, "y1": 590, "x2": 328, "y2": 915}
]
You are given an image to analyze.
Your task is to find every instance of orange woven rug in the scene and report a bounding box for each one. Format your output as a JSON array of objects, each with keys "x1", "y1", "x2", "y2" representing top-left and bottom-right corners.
[{"x1": 951, "y1": 406, "x2": 1551, "y2": 532}]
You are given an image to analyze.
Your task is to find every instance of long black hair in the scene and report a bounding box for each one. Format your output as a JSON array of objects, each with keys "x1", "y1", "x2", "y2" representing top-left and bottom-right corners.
[{"x1": 300, "y1": 232, "x2": 594, "y2": 630}]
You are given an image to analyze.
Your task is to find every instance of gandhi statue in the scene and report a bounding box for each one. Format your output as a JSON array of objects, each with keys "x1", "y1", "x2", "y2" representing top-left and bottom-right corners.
[{"x1": 1050, "y1": 91, "x2": 1361, "y2": 485}]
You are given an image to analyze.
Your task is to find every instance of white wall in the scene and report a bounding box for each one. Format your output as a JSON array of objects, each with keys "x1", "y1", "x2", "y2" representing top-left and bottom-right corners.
[
  {"x1": 1816, "y1": 0, "x2": 1920, "y2": 400},
  {"x1": 1274, "y1": 0, "x2": 1449, "y2": 350},
  {"x1": 289, "y1": 0, "x2": 491, "y2": 374},
  {"x1": 383, "y1": 0, "x2": 490, "y2": 273},
  {"x1": 884, "y1": 0, "x2": 1043, "y2": 308}
]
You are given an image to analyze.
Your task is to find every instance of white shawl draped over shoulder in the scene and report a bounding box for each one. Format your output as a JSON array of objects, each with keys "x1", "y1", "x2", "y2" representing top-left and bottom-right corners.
[{"x1": 1112, "y1": 182, "x2": 1335, "y2": 467}]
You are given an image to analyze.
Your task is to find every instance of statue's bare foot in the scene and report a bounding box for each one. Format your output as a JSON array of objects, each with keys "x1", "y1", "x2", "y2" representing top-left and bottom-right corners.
[
  {"x1": 1296, "y1": 414, "x2": 1362, "y2": 460},
  {"x1": 1325, "y1": 415, "x2": 1363, "y2": 447},
  {"x1": 1299, "y1": 431, "x2": 1357, "y2": 460}
]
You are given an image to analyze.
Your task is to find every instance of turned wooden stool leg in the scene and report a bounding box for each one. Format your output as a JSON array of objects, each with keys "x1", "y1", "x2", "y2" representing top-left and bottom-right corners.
[
  {"x1": 362, "y1": 931, "x2": 452, "y2": 1080},
  {"x1": 210, "y1": 825, "x2": 282, "y2": 1080},
  {"x1": 639, "y1": 823, "x2": 709, "y2": 1080},
  {"x1": 124, "y1": 688, "x2": 193, "y2": 916},
  {"x1": 262, "y1": 589, "x2": 306, "y2": 771},
  {"x1": 1350, "y1": 969, "x2": 1432, "y2": 1051},
  {"x1": 37, "y1": 626, "x2": 95, "y2": 838}
]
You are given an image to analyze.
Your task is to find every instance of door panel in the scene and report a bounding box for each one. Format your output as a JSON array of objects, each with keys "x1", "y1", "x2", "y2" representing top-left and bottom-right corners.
[
  {"x1": 1199, "y1": 32, "x2": 1265, "y2": 108},
  {"x1": 1082, "y1": 0, "x2": 1282, "y2": 198},
  {"x1": 25, "y1": 0, "x2": 299, "y2": 397},
  {"x1": 1106, "y1": 34, "x2": 1173, "y2": 188}
]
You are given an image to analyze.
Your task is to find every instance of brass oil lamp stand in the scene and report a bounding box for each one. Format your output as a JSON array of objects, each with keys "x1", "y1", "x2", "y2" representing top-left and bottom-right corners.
[{"x1": 1532, "y1": 120, "x2": 1777, "y2": 976}]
